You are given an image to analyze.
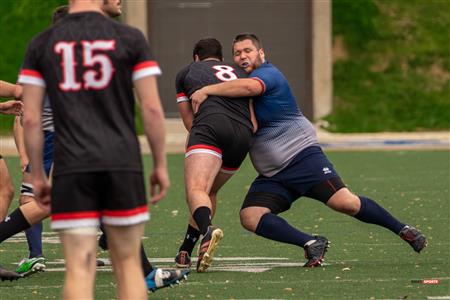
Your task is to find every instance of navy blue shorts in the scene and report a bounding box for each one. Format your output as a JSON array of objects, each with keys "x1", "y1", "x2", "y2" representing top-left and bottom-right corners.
[
  {"x1": 243, "y1": 146, "x2": 345, "y2": 213},
  {"x1": 43, "y1": 130, "x2": 54, "y2": 176},
  {"x1": 24, "y1": 130, "x2": 54, "y2": 176}
]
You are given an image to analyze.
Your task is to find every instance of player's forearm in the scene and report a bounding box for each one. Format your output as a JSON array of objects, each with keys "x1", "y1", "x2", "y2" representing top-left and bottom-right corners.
[
  {"x1": 178, "y1": 102, "x2": 194, "y2": 131},
  {"x1": 203, "y1": 78, "x2": 261, "y2": 98},
  {"x1": 22, "y1": 84, "x2": 45, "y2": 179},
  {"x1": 13, "y1": 116, "x2": 29, "y2": 160},
  {"x1": 0, "y1": 80, "x2": 17, "y2": 98},
  {"x1": 23, "y1": 116, "x2": 44, "y2": 178},
  {"x1": 142, "y1": 105, "x2": 167, "y2": 169}
]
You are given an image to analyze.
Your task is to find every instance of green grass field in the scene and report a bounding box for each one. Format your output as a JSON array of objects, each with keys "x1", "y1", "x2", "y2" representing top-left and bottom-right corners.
[{"x1": 0, "y1": 150, "x2": 448, "y2": 299}]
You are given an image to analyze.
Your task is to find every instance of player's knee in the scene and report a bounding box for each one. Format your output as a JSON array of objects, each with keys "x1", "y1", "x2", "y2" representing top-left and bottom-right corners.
[
  {"x1": 0, "y1": 183, "x2": 14, "y2": 202},
  {"x1": 240, "y1": 206, "x2": 270, "y2": 232},
  {"x1": 327, "y1": 189, "x2": 360, "y2": 215},
  {"x1": 239, "y1": 208, "x2": 260, "y2": 232}
]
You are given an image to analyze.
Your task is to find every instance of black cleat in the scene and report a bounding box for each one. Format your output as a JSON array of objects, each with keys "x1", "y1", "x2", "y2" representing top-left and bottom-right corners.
[
  {"x1": 196, "y1": 226, "x2": 223, "y2": 273},
  {"x1": 145, "y1": 268, "x2": 190, "y2": 292},
  {"x1": 175, "y1": 251, "x2": 192, "y2": 268},
  {"x1": 0, "y1": 266, "x2": 21, "y2": 281},
  {"x1": 399, "y1": 225, "x2": 427, "y2": 253},
  {"x1": 303, "y1": 236, "x2": 330, "y2": 268}
]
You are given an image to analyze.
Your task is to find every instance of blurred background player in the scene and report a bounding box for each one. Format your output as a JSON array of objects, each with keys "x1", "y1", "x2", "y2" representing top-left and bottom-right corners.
[
  {"x1": 174, "y1": 38, "x2": 255, "y2": 272},
  {"x1": 0, "y1": 80, "x2": 23, "y2": 281},
  {"x1": 20, "y1": 0, "x2": 171, "y2": 297},
  {"x1": 191, "y1": 33, "x2": 427, "y2": 267}
]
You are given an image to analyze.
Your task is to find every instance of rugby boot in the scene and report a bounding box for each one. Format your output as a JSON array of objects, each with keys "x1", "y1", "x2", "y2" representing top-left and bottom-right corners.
[
  {"x1": 0, "y1": 266, "x2": 21, "y2": 281},
  {"x1": 399, "y1": 225, "x2": 427, "y2": 253},
  {"x1": 146, "y1": 268, "x2": 190, "y2": 292},
  {"x1": 196, "y1": 226, "x2": 223, "y2": 272},
  {"x1": 303, "y1": 235, "x2": 330, "y2": 267},
  {"x1": 175, "y1": 250, "x2": 192, "y2": 268}
]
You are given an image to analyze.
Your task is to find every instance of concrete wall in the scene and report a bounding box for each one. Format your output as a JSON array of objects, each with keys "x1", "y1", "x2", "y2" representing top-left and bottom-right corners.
[{"x1": 122, "y1": 0, "x2": 332, "y2": 122}]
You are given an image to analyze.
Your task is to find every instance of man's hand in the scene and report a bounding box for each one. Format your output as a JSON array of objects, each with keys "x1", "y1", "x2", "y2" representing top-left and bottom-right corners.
[
  {"x1": 149, "y1": 167, "x2": 170, "y2": 205},
  {"x1": 190, "y1": 88, "x2": 208, "y2": 113},
  {"x1": 32, "y1": 177, "x2": 51, "y2": 211},
  {"x1": 0, "y1": 100, "x2": 23, "y2": 116}
]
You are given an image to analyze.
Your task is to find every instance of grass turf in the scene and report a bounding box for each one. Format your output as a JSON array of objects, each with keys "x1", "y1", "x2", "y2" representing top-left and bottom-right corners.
[{"x1": 0, "y1": 150, "x2": 448, "y2": 299}]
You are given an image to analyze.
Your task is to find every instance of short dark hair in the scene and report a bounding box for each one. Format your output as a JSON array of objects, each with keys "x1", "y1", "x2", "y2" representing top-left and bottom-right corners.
[
  {"x1": 192, "y1": 38, "x2": 223, "y2": 61},
  {"x1": 52, "y1": 5, "x2": 69, "y2": 24},
  {"x1": 232, "y1": 33, "x2": 263, "y2": 50}
]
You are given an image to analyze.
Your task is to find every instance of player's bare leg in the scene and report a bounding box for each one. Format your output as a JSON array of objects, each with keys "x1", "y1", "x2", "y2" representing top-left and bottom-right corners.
[
  {"x1": 184, "y1": 153, "x2": 223, "y2": 272},
  {"x1": 184, "y1": 153, "x2": 221, "y2": 214},
  {"x1": 0, "y1": 159, "x2": 14, "y2": 220},
  {"x1": 326, "y1": 187, "x2": 360, "y2": 215},
  {"x1": 176, "y1": 170, "x2": 232, "y2": 267},
  {"x1": 60, "y1": 229, "x2": 97, "y2": 300},
  {"x1": 19, "y1": 199, "x2": 50, "y2": 225},
  {"x1": 104, "y1": 223, "x2": 146, "y2": 300}
]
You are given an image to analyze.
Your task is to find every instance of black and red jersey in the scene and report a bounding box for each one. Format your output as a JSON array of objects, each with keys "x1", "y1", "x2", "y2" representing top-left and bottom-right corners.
[
  {"x1": 18, "y1": 12, "x2": 161, "y2": 176},
  {"x1": 175, "y1": 60, "x2": 252, "y2": 129}
]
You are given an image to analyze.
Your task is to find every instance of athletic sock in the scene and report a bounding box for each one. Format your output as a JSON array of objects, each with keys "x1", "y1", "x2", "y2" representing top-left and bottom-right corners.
[
  {"x1": 25, "y1": 222, "x2": 43, "y2": 258},
  {"x1": 354, "y1": 196, "x2": 405, "y2": 234},
  {"x1": 0, "y1": 208, "x2": 31, "y2": 243},
  {"x1": 192, "y1": 206, "x2": 212, "y2": 235},
  {"x1": 178, "y1": 224, "x2": 201, "y2": 255},
  {"x1": 255, "y1": 213, "x2": 314, "y2": 248},
  {"x1": 140, "y1": 244, "x2": 153, "y2": 277}
]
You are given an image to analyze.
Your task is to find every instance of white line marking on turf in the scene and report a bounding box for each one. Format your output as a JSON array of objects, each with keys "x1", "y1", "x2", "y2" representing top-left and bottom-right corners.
[{"x1": 427, "y1": 297, "x2": 450, "y2": 300}]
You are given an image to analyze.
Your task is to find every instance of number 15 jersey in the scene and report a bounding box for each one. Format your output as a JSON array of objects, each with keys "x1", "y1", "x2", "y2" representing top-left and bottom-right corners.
[{"x1": 18, "y1": 12, "x2": 161, "y2": 176}]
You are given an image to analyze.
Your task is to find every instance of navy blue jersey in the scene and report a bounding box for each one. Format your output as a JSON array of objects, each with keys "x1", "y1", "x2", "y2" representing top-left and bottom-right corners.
[
  {"x1": 18, "y1": 12, "x2": 161, "y2": 176},
  {"x1": 248, "y1": 62, "x2": 318, "y2": 177},
  {"x1": 175, "y1": 60, "x2": 252, "y2": 129}
]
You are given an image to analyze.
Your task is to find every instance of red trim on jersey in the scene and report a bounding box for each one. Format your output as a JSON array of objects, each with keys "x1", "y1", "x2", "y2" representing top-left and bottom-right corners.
[
  {"x1": 133, "y1": 61, "x2": 159, "y2": 71},
  {"x1": 221, "y1": 166, "x2": 239, "y2": 171},
  {"x1": 102, "y1": 205, "x2": 148, "y2": 217},
  {"x1": 186, "y1": 144, "x2": 222, "y2": 154},
  {"x1": 52, "y1": 211, "x2": 100, "y2": 221},
  {"x1": 20, "y1": 69, "x2": 43, "y2": 79},
  {"x1": 177, "y1": 92, "x2": 186, "y2": 97},
  {"x1": 251, "y1": 77, "x2": 266, "y2": 94}
]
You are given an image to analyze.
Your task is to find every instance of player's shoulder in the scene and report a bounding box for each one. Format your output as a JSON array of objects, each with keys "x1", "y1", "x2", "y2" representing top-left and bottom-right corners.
[
  {"x1": 251, "y1": 62, "x2": 280, "y2": 78},
  {"x1": 176, "y1": 62, "x2": 194, "y2": 79},
  {"x1": 27, "y1": 26, "x2": 54, "y2": 50}
]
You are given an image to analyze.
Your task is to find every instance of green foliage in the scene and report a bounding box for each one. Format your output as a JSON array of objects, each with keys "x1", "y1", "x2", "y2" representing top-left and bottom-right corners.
[
  {"x1": 0, "y1": 0, "x2": 66, "y2": 134},
  {"x1": 327, "y1": 0, "x2": 450, "y2": 132}
]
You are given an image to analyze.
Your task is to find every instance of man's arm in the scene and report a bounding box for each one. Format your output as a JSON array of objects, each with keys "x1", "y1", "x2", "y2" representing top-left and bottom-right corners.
[
  {"x1": 178, "y1": 101, "x2": 194, "y2": 131},
  {"x1": 0, "y1": 100, "x2": 22, "y2": 115},
  {"x1": 0, "y1": 80, "x2": 17, "y2": 98},
  {"x1": 13, "y1": 116, "x2": 29, "y2": 172},
  {"x1": 22, "y1": 84, "x2": 50, "y2": 208},
  {"x1": 190, "y1": 78, "x2": 263, "y2": 113},
  {"x1": 134, "y1": 75, "x2": 170, "y2": 204}
]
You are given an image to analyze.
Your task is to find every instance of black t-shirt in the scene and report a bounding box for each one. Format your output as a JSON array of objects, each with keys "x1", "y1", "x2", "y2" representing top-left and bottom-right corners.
[
  {"x1": 19, "y1": 12, "x2": 161, "y2": 176},
  {"x1": 175, "y1": 60, "x2": 253, "y2": 129}
]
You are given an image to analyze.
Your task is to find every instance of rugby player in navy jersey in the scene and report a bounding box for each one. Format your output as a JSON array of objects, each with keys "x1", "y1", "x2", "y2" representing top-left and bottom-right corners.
[
  {"x1": 174, "y1": 38, "x2": 256, "y2": 272},
  {"x1": 191, "y1": 33, "x2": 427, "y2": 267},
  {"x1": 18, "y1": 0, "x2": 170, "y2": 298}
]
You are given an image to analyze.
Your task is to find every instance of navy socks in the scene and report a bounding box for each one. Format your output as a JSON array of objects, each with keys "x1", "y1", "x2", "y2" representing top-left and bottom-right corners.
[
  {"x1": 25, "y1": 222, "x2": 43, "y2": 258},
  {"x1": 255, "y1": 213, "x2": 314, "y2": 248},
  {"x1": 354, "y1": 196, "x2": 405, "y2": 234}
]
